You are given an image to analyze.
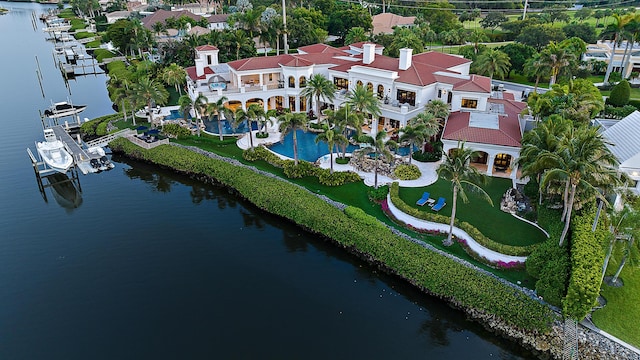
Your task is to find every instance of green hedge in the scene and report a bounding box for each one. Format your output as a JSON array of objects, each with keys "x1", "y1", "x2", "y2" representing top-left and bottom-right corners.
[
  {"x1": 394, "y1": 164, "x2": 421, "y2": 180},
  {"x1": 109, "y1": 137, "x2": 557, "y2": 332},
  {"x1": 162, "y1": 123, "x2": 192, "y2": 138},
  {"x1": 73, "y1": 31, "x2": 93, "y2": 39},
  {"x1": 93, "y1": 49, "x2": 116, "y2": 62},
  {"x1": 80, "y1": 113, "x2": 123, "y2": 138},
  {"x1": 563, "y1": 207, "x2": 608, "y2": 320},
  {"x1": 390, "y1": 183, "x2": 536, "y2": 257}
]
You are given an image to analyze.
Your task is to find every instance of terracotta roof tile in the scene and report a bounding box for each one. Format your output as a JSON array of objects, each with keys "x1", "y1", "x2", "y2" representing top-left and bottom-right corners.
[
  {"x1": 442, "y1": 109, "x2": 523, "y2": 147},
  {"x1": 412, "y1": 51, "x2": 471, "y2": 69},
  {"x1": 372, "y1": 13, "x2": 415, "y2": 34},
  {"x1": 196, "y1": 45, "x2": 218, "y2": 51},
  {"x1": 185, "y1": 65, "x2": 214, "y2": 81},
  {"x1": 141, "y1": 9, "x2": 203, "y2": 30}
]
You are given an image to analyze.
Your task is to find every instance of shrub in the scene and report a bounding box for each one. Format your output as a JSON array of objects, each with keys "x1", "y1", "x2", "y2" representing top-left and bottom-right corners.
[
  {"x1": 93, "y1": 49, "x2": 116, "y2": 62},
  {"x1": 526, "y1": 239, "x2": 569, "y2": 307},
  {"x1": 283, "y1": 160, "x2": 316, "y2": 178},
  {"x1": 367, "y1": 184, "x2": 389, "y2": 201},
  {"x1": 317, "y1": 168, "x2": 361, "y2": 186},
  {"x1": 242, "y1": 146, "x2": 284, "y2": 166},
  {"x1": 394, "y1": 164, "x2": 421, "y2": 180},
  {"x1": 389, "y1": 183, "x2": 536, "y2": 256},
  {"x1": 162, "y1": 123, "x2": 192, "y2": 138},
  {"x1": 344, "y1": 206, "x2": 388, "y2": 232},
  {"x1": 607, "y1": 79, "x2": 631, "y2": 106},
  {"x1": 255, "y1": 132, "x2": 269, "y2": 139},
  {"x1": 80, "y1": 113, "x2": 123, "y2": 139},
  {"x1": 108, "y1": 138, "x2": 557, "y2": 332},
  {"x1": 336, "y1": 157, "x2": 350, "y2": 165}
]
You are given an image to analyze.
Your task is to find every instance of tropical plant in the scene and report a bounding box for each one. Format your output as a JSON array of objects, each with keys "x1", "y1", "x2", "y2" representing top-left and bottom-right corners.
[
  {"x1": 178, "y1": 94, "x2": 193, "y2": 125},
  {"x1": 132, "y1": 76, "x2": 169, "y2": 127},
  {"x1": 301, "y1": 74, "x2": 335, "y2": 124},
  {"x1": 161, "y1": 63, "x2": 187, "y2": 95},
  {"x1": 344, "y1": 27, "x2": 368, "y2": 45},
  {"x1": 424, "y1": 99, "x2": 450, "y2": 122},
  {"x1": 437, "y1": 142, "x2": 493, "y2": 246},
  {"x1": 359, "y1": 131, "x2": 397, "y2": 189},
  {"x1": 346, "y1": 84, "x2": 381, "y2": 130},
  {"x1": 474, "y1": 48, "x2": 511, "y2": 80},
  {"x1": 537, "y1": 42, "x2": 576, "y2": 87},
  {"x1": 206, "y1": 96, "x2": 228, "y2": 141},
  {"x1": 324, "y1": 106, "x2": 363, "y2": 158},
  {"x1": 278, "y1": 112, "x2": 308, "y2": 165},
  {"x1": 192, "y1": 93, "x2": 208, "y2": 137},
  {"x1": 315, "y1": 129, "x2": 346, "y2": 174},
  {"x1": 539, "y1": 126, "x2": 623, "y2": 246},
  {"x1": 399, "y1": 123, "x2": 427, "y2": 164},
  {"x1": 601, "y1": 14, "x2": 628, "y2": 84}
]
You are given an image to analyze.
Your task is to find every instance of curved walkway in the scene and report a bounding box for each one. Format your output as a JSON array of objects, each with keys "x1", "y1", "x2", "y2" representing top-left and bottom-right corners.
[{"x1": 386, "y1": 193, "x2": 527, "y2": 263}]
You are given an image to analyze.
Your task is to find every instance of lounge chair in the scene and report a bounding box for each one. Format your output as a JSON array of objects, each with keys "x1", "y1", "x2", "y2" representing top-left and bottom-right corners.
[
  {"x1": 416, "y1": 192, "x2": 431, "y2": 206},
  {"x1": 431, "y1": 197, "x2": 446, "y2": 211}
]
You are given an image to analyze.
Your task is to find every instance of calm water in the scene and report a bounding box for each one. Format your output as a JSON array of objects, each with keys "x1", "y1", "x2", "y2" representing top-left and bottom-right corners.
[{"x1": 0, "y1": 3, "x2": 536, "y2": 359}]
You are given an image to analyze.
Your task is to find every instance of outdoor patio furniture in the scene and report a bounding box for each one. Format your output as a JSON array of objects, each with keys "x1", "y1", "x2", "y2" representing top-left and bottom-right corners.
[
  {"x1": 416, "y1": 192, "x2": 431, "y2": 206},
  {"x1": 431, "y1": 197, "x2": 446, "y2": 211}
]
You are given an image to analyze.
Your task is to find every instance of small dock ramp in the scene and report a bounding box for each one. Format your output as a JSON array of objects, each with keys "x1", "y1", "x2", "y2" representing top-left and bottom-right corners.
[{"x1": 85, "y1": 128, "x2": 136, "y2": 148}]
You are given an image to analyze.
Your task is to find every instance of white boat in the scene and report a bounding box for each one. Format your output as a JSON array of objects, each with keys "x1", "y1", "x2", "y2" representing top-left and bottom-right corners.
[
  {"x1": 44, "y1": 101, "x2": 87, "y2": 119},
  {"x1": 36, "y1": 129, "x2": 74, "y2": 174},
  {"x1": 87, "y1": 146, "x2": 115, "y2": 171}
]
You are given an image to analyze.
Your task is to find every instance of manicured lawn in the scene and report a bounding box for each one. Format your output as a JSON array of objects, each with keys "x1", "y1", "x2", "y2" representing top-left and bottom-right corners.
[
  {"x1": 592, "y1": 253, "x2": 640, "y2": 348},
  {"x1": 397, "y1": 177, "x2": 548, "y2": 246},
  {"x1": 600, "y1": 87, "x2": 640, "y2": 100}
]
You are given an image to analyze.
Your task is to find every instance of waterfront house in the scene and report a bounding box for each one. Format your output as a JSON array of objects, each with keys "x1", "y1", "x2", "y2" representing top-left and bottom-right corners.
[{"x1": 185, "y1": 42, "x2": 527, "y2": 179}]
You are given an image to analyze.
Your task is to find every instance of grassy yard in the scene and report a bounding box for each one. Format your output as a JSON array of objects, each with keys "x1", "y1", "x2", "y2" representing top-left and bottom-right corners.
[
  {"x1": 600, "y1": 86, "x2": 640, "y2": 100},
  {"x1": 592, "y1": 253, "x2": 640, "y2": 347},
  {"x1": 397, "y1": 177, "x2": 548, "y2": 247}
]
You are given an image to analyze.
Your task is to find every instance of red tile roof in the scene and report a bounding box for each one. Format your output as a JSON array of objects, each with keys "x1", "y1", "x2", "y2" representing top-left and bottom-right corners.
[
  {"x1": 185, "y1": 65, "x2": 215, "y2": 81},
  {"x1": 442, "y1": 107, "x2": 524, "y2": 147},
  {"x1": 206, "y1": 14, "x2": 229, "y2": 23},
  {"x1": 412, "y1": 51, "x2": 471, "y2": 69},
  {"x1": 372, "y1": 13, "x2": 415, "y2": 35},
  {"x1": 298, "y1": 43, "x2": 343, "y2": 54},
  {"x1": 196, "y1": 45, "x2": 218, "y2": 51},
  {"x1": 141, "y1": 10, "x2": 203, "y2": 30}
]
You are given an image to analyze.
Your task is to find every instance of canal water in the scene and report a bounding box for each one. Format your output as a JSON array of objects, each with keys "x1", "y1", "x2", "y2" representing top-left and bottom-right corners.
[{"x1": 0, "y1": 3, "x2": 537, "y2": 359}]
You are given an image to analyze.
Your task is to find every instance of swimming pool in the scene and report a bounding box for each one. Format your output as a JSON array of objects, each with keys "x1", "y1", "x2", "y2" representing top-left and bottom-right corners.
[
  {"x1": 165, "y1": 109, "x2": 191, "y2": 120},
  {"x1": 268, "y1": 130, "x2": 360, "y2": 162},
  {"x1": 203, "y1": 117, "x2": 258, "y2": 135}
]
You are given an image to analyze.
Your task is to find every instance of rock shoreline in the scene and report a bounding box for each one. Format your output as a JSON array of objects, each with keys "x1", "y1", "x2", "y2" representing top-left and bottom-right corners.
[{"x1": 113, "y1": 142, "x2": 640, "y2": 360}]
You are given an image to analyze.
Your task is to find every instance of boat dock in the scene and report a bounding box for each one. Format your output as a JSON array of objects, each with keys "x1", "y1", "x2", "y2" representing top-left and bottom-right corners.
[{"x1": 49, "y1": 125, "x2": 96, "y2": 174}]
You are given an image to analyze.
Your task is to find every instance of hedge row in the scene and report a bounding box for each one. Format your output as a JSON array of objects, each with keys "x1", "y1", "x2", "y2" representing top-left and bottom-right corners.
[
  {"x1": 110, "y1": 138, "x2": 556, "y2": 332},
  {"x1": 80, "y1": 113, "x2": 124, "y2": 138},
  {"x1": 389, "y1": 183, "x2": 536, "y2": 256},
  {"x1": 243, "y1": 146, "x2": 361, "y2": 186},
  {"x1": 563, "y1": 207, "x2": 608, "y2": 320}
]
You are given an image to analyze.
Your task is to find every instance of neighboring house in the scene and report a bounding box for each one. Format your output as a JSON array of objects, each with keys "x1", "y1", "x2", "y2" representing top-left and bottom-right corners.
[
  {"x1": 141, "y1": 9, "x2": 203, "y2": 31},
  {"x1": 583, "y1": 40, "x2": 640, "y2": 79},
  {"x1": 188, "y1": 25, "x2": 211, "y2": 37},
  {"x1": 371, "y1": 13, "x2": 415, "y2": 35},
  {"x1": 185, "y1": 42, "x2": 526, "y2": 180},
  {"x1": 205, "y1": 13, "x2": 230, "y2": 31},
  {"x1": 600, "y1": 111, "x2": 640, "y2": 204},
  {"x1": 106, "y1": 10, "x2": 131, "y2": 24}
]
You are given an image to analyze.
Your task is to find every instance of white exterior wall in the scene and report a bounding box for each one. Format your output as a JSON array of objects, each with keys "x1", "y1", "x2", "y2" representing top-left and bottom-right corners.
[{"x1": 450, "y1": 91, "x2": 489, "y2": 112}]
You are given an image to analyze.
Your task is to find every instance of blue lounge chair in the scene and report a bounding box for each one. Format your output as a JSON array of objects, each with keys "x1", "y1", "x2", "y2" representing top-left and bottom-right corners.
[
  {"x1": 431, "y1": 197, "x2": 446, "y2": 211},
  {"x1": 416, "y1": 192, "x2": 431, "y2": 206}
]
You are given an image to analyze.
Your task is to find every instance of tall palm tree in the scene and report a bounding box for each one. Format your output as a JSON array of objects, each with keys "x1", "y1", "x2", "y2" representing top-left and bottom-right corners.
[
  {"x1": 601, "y1": 13, "x2": 628, "y2": 84},
  {"x1": 233, "y1": 107, "x2": 254, "y2": 149},
  {"x1": 540, "y1": 126, "x2": 622, "y2": 246},
  {"x1": 399, "y1": 123, "x2": 427, "y2": 164},
  {"x1": 524, "y1": 54, "x2": 551, "y2": 92},
  {"x1": 621, "y1": 15, "x2": 640, "y2": 77},
  {"x1": 301, "y1": 74, "x2": 335, "y2": 122},
  {"x1": 324, "y1": 106, "x2": 363, "y2": 158},
  {"x1": 468, "y1": 28, "x2": 489, "y2": 54},
  {"x1": 132, "y1": 76, "x2": 169, "y2": 128},
  {"x1": 192, "y1": 93, "x2": 208, "y2": 137},
  {"x1": 206, "y1": 96, "x2": 228, "y2": 141},
  {"x1": 359, "y1": 131, "x2": 397, "y2": 189},
  {"x1": 278, "y1": 112, "x2": 308, "y2": 165},
  {"x1": 537, "y1": 42, "x2": 576, "y2": 87},
  {"x1": 437, "y1": 142, "x2": 493, "y2": 246},
  {"x1": 410, "y1": 111, "x2": 442, "y2": 153},
  {"x1": 315, "y1": 129, "x2": 346, "y2": 174},
  {"x1": 474, "y1": 48, "x2": 511, "y2": 81},
  {"x1": 344, "y1": 27, "x2": 368, "y2": 45},
  {"x1": 161, "y1": 63, "x2": 187, "y2": 96},
  {"x1": 347, "y1": 84, "x2": 381, "y2": 132},
  {"x1": 178, "y1": 94, "x2": 194, "y2": 125}
]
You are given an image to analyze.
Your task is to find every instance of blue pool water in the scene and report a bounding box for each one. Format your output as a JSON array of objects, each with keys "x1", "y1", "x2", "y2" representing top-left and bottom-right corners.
[
  {"x1": 269, "y1": 130, "x2": 359, "y2": 162},
  {"x1": 165, "y1": 109, "x2": 191, "y2": 120},
  {"x1": 203, "y1": 118, "x2": 258, "y2": 135}
]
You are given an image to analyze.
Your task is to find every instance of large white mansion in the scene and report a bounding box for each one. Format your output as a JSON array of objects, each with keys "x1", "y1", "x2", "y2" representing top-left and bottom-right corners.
[{"x1": 185, "y1": 42, "x2": 528, "y2": 182}]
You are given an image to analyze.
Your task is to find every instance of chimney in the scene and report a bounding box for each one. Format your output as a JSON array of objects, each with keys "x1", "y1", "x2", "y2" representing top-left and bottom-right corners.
[
  {"x1": 195, "y1": 57, "x2": 204, "y2": 77},
  {"x1": 363, "y1": 43, "x2": 376, "y2": 65},
  {"x1": 399, "y1": 48, "x2": 413, "y2": 70}
]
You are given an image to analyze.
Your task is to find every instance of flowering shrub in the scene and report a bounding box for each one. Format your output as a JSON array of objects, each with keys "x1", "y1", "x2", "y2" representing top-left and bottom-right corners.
[{"x1": 393, "y1": 164, "x2": 421, "y2": 180}]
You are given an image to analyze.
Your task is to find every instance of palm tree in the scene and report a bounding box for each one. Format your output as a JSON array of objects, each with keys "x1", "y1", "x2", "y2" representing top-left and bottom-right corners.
[
  {"x1": 601, "y1": 205, "x2": 639, "y2": 284},
  {"x1": 424, "y1": 99, "x2": 450, "y2": 122},
  {"x1": 206, "y1": 96, "x2": 228, "y2": 141},
  {"x1": 437, "y1": 142, "x2": 493, "y2": 246},
  {"x1": 601, "y1": 13, "x2": 628, "y2": 84},
  {"x1": 344, "y1": 27, "x2": 368, "y2": 45},
  {"x1": 178, "y1": 94, "x2": 194, "y2": 125},
  {"x1": 161, "y1": 63, "x2": 187, "y2": 96},
  {"x1": 410, "y1": 111, "x2": 442, "y2": 152},
  {"x1": 468, "y1": 28, "x2": 489, "y2": 54},
  {"x1": 537, "y1": 42, "x2": 576, "y2": 87},
  {"x1": 324, "y1": 106, "x2": 363, "y2": 158},
  {"x1": 524, "y1": 54, "x2": 551, "y2": 92},
  {"x1": 474, "y1": 48, "x2": 511, "y2": 81},
  {"x1": 399, "y1": 123, "x2": 427, "y2": 164},
  {"x1": 278, "y1": 112, "x2": 308, "y2": 165},
  {"x1": 132, "y1": 76, "x2": 169, "y2": 128},
  {"x1": 539, "y1": 126, "x2": 622, "y2": 246},
  {"x1": 301, "y1": 74, "x2": 335, "y2": 123},
  {"x1": 315, "y1": 129, "x2": 346, "y2": 174},
  {"x1": 346, "y1": 84, "x2": 381, "y2": 132},
  {"x1": 359, "y1": 131, "x2": 397, "y2": 189},
  {"x1": 232, "y1": 107, "x2": 254, "y2": 149},
  {"x1": 192, "y1": 93, "x2": 208, "y2": 137}
]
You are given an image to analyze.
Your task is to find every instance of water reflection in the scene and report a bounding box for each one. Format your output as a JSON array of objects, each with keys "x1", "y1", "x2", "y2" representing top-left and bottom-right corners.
[
  {"x1": 39, "y1": 172, "x2": 83, "y2": 212},
  {"x1": 124, "y1": 164, "x2": 175, "y2": 192}
]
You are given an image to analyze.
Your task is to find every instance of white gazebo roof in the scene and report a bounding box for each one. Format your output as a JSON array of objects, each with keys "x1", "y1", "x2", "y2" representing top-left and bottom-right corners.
[{"x1": 602, "y1": 110, "x2": 640, "y2": 173}]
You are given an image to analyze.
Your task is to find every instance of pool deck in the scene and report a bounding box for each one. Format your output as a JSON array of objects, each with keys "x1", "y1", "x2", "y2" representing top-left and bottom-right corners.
[{"x1": 236, "y1": 121, "x2": 440, "y2": 188}]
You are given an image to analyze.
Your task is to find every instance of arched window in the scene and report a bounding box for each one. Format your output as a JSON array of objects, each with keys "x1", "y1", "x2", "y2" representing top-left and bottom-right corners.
[
  {"x1": 366, "y1": 82, "x2": 373, "y2": 93},
  {"x1": 356, "y1": 80, "x2": 363, "y2": 87},
  {"x1": 299, "y1": 76, "x2": 306, "y2": 88},
  {"x1": 377, "y1": 85, "x2": 385, "y2": 99},
  {"x1": 288, "y1": 76, "x2": 295, "y2": 88}
]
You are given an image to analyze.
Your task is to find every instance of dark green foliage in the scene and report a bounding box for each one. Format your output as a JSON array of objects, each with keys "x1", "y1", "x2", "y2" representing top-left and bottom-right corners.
[
  {"x1": 283, "y1": 160, "x2": 316, "y2": 178},
  {"x1": 516, "y1": 25, "x2": 566, "y2": 51},
  {"x1": 526, "y1": 239, "x2": 569, "y2": 306},
  {"x1": 80, "y1": 113, "x2": 123, "y2": 139},
  {"x1": 109, "y1": 138, "x2": 557, "y2": 332},
  {"x1": 336, "y1": 157, "x2": 350, "y2": 165},
  {"x1": 93, "y1": 49, "x2": 116, "y2": 62},
  {"x1": 367, "y1": 184, "x2": 389, "y2": 201},
  {"x1": 562, "y1": 23, "x2": 597, "y2": 44},
  {"x1": 563, "y1": 208, "x2": 608, "y2": 320},
  {"x1": 390, "y1": 183, "x2": 536, "y2": 256},
  {"x1": 394, "y1": 164, "x2": 421, "y2": 180},
  {"x1": 316, "y1": 168, "x2": 361, "y2": 186},
  {"x1": 602, "y1": 104, "x2": 637, "y2": 119},
  {"x1": 344, "y1": 206, "x2": 388, "y2": 232},
  {"x1": 497, "y1": 43, "x2": 537, "y2": 77},
  {"x1": 162, "y1": 123, "x2": 192, "y2": 138},
  {"x1": 607, "y1": 79, "x2": 631, "y2": 106},
  {"x1": 523, "y1": 178, "x2": 539, "y2": 201}
]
